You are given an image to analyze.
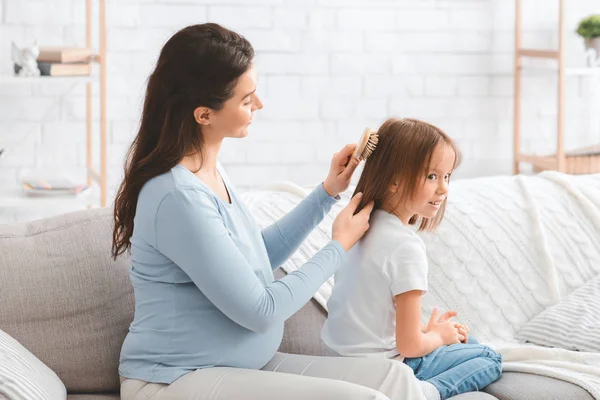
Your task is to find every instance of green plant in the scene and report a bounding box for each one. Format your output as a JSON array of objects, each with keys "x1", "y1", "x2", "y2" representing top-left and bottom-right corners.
[{"x1": 576, "y1": 15, "x2": 600, "y2": 39}]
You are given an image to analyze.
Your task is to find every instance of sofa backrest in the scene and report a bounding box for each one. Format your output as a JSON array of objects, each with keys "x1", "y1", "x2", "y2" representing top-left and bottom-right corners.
[
  {"x1": 0, "y1": 207, "x2": 330, "y2": 394},
  {"x1": 0, "y1": 208, "x2": 134, "y2": 393}
]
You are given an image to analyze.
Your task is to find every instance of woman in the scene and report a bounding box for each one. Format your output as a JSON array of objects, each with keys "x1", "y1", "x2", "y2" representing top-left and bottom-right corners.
[{"x1": 112, "y1": 23, "x2": 424, "y2": 400}]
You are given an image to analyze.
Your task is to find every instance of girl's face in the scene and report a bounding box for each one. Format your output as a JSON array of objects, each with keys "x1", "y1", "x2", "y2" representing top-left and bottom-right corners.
[
  {"x1": 204, "y1": 65, "x2": 263, "y2": 140},
  {"x1": 390, "y1": 142, "x2": 456, "y2": 224},
  {"x1": 410, "y1": 142, "x2": 455, "y2": 220}
]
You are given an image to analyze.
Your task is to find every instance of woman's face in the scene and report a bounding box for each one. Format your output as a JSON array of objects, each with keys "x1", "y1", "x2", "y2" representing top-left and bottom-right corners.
[{"x1": 208, "y1": 65, "x2": 263, "y2": 139}]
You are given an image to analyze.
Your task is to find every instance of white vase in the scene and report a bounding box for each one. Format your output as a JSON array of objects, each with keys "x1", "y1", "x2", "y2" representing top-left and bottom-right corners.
[{"x1": 584, "y1": 37, "x2": 600, "y2": 67}]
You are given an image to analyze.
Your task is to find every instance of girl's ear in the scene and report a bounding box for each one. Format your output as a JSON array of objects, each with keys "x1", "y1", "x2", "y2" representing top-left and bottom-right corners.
[{"x1": 389, "y1": 181, "x2": 400, "y2": 194}]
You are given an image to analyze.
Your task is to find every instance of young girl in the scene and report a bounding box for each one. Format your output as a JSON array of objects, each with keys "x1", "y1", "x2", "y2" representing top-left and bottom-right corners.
[{"x1": 321, "y1": 118, "x2": 502, "y2": 400}]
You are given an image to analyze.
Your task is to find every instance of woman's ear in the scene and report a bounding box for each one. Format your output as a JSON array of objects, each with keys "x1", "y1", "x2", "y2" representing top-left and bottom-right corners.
[
  {"x1": 193, "y1": 107, "x2": 211, "y2": 125},
  {"x1": 389, "y1": 181, "x2": 400, "y2": 194}
]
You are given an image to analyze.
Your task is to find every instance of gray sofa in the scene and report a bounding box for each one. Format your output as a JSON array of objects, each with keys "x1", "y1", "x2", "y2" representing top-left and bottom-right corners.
[{"x1": 0, "y1": 208, "x2": 593, "y2": 400}]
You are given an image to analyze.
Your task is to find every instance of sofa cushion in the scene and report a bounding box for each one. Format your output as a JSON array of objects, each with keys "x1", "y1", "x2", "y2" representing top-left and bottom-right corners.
[
  {"x1": 451, "y1": 394, "x2": 497, "y2": 400},
  {"x1": 516, "y1": 274, "x2": 600, "y2": 353},
  {"x1": 484, "y1": 372, "x2": 593, "y2": 400},
  {"x1": 0, "y1": 328, "x2": 66, "y2": 399},
  {"x1": 0, "y1": 208, "x2": 134, "y2": 393}
]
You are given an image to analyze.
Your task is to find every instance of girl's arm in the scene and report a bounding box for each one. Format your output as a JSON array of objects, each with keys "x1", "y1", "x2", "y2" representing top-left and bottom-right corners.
[
  {"x1": 155, "y1": 188, "x2": 346, "y2": 333},
  {"x1": 385, "y1": 242, "x2": 461, "y2": 358},
  {"x1": 261, "y1": 184, "x2": 338, "y2": 270},
  {"x1": 395, "y1": 291, "x2": 462, "y2": 358}
]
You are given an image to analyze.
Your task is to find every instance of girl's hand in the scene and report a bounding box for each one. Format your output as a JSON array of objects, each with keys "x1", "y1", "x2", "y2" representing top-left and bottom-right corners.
[
  {"x1": 421, "y1": 310, "x2": 457, "y2": 333},
  {"x1": 437, "y1": 310, "x2": 457, "y2": 323},
  {"x1": 322, "y1": 144, "x2": 360, "y2": 198},
  {"x1": 427, "y1": 308, "x2": 462, "y2": 346},
  {"x1": 456, "y1": 323, "x2": 469, "y2": 343},
  {"x1": 436, "y1": 310, "x2": 468, "y2": 343},
  {"x1": 332, "y1": 192, "x2": 374, "y2": 251}
]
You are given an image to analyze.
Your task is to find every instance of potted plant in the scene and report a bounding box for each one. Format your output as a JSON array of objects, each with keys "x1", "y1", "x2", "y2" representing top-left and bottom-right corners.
[{"x1": 577, "y1": 15, "x2": 600, "y2": 66}]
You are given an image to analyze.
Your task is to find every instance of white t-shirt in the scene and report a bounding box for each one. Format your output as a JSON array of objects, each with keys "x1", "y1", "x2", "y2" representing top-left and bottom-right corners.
[{"x1": 321, "y1": 209, "x2": 428, "y2": 361}]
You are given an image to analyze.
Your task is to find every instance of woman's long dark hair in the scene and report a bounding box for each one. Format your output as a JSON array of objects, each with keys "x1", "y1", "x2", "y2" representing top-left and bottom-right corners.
[{"x1": 112, "y1": 23, "x2": 254, "y2": 259}]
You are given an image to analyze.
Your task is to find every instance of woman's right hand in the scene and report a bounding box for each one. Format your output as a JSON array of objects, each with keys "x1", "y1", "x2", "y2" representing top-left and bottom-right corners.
[
  {"x1": 427, "y1": 308, "x2": 463, "y2": 346},
  {"x1": 332, "y1": 193, "x2": 374, "y2": 252}
]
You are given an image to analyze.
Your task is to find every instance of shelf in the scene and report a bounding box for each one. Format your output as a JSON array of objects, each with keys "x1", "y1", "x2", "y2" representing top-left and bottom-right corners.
[
  {"x1": 517, "y1": 49, "x2": 560, "y2": 59},
  {"x1": 0, "y1": 186, "x2": 100, "y2": 208},
  {"x1": 495, "y1": 67, "x2": 600, "y2": 77},
  {"x1": 0, "y1": 74, "x2": 97, "y2": 84},
  {"x1": 566, "y1": 68, "x2": 600, "y2": 76}
]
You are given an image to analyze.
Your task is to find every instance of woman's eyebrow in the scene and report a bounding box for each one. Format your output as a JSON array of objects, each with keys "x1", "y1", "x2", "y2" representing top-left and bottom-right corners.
[{"x1": 242, "y1": 89, "x2": 256, "y2": 99}]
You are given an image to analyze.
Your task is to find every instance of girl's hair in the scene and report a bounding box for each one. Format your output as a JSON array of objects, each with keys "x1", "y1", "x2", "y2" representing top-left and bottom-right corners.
[
  {"x1": 111, "y1": 23, "x2": 254, "y2": 259},
  {"x1": 354, "y1": 118, "x2": 461, "y2": 232}
]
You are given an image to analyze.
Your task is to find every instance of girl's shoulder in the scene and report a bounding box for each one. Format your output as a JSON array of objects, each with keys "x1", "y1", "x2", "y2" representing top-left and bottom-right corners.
[
  {"x1": 368, "y1": 210, "x2": 424, "y2": 245},
  {"x1": 360, "y1": 211, "x2": 426, "y2": 265}
]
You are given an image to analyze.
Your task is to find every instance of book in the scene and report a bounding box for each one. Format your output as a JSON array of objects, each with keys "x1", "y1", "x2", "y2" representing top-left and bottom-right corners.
[
  {"x1": 37, "y1": 62, "x2": 91, "y2": 77},
  {"x1": 23, "y1": 185, "x2": 89, "y2": 197},
  {"x1": 22, "y1": 178, "x2": 89, "y2": 196},
  {"x1": 38, "y1": 47, "x2": 92, "y2": 63}
]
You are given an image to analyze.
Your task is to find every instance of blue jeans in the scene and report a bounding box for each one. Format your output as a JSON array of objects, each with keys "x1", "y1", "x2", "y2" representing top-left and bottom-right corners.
[{"x1": 403, "y1": 337, "x2": 502, "y2": 400}]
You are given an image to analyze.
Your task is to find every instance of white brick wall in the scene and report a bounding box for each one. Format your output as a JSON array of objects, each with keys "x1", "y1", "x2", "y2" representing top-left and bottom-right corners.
[{"x1": 1, "y1": 0, "x2": 599, "y2": 223}]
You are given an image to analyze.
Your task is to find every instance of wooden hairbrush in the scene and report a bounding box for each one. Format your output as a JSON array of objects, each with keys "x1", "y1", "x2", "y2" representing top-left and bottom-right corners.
[{"x1": 352, "y1": 128, "x2": 379, "y2": 161}]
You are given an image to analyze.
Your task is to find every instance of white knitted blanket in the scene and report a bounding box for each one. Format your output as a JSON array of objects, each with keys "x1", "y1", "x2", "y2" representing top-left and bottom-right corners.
[{"x1": 241, "y1": 172, "x2": 600, "y2": 398}]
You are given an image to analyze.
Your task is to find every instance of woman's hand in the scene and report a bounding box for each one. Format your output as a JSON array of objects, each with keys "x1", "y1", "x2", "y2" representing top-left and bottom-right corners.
[
  {"x1": 322, "y1": 144, "x2": 361, "y2": 198},
  {"x1": 332, "y1": 192, "x2": 374, "y2": 252}
]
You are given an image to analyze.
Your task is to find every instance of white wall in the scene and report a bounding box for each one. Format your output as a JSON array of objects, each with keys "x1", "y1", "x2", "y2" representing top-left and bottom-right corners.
[{"x1": 0, "y1": 0, "x2": 599, "y2": 222}]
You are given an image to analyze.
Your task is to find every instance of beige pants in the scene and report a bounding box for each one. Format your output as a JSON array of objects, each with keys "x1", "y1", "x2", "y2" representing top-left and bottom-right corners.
[{"x1": 121, "y1": 352, "x2": 425, "y2": 400}]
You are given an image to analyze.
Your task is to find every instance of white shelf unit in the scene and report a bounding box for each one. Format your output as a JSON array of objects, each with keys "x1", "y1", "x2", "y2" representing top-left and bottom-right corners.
[
  {"x1": 514, "y1": 0, "x2": 600, "y2": 174},
  {"x1": 0, "y1": 74, "x2": 99, "y2": 84},
  {"x1": 0, "y1": 0, "x2": 108, "y2": 209}
]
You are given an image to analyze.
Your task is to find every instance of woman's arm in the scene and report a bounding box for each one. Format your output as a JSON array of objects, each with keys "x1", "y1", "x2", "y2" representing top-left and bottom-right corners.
[
  {"x1": 155, "y1": 188, "x2": 346, "y2": 333},
  {"x1": 262, "y1": 143, "x2": 361, "y2": 270},
  {"x1": 261, "y1": 184, "x2": 337, "y2": 270}
]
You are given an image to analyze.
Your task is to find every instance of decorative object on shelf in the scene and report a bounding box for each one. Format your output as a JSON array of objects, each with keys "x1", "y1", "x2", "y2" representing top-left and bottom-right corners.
[
  {"x1": 11, "y1": 41, "x2": 41, "y2": 77},
  {"x1": 576, "y1": 14, "x2": 600, "y2": 67}
]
